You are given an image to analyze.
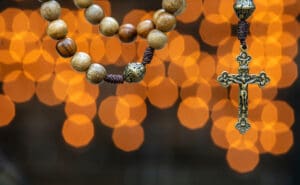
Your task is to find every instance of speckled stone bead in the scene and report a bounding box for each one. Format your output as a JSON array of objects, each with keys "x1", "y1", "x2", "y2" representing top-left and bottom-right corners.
[
  {"x1": 73, "y1": 0, "x2": 93, "y2": 8},
  {"x1": 56, "y1": 38, "x2": 77, "y2": 58},
  {"x1": 137, "y1": 20, "x2": 155, "y2": 38},
  {"x1": 147, "y1": 29, "x2": 168, "y2": 50},
  {"x1": 86, "y1": 63, "x2": 107, "y2": 84},
  {"x1": 118, "y1": 24, "x2": 137, "y2": 43},
  {"x1": 99, "y1": 17, "x2": 119, "y2": 37},
  {"x1": 162, "y1": 0, "x2": 185, "y2": 15},
  {"x1": 85, "y1": 4, "x2": 105, "y2": 25},
  {"x1": 155, "y1": 12, "x2": 176, "y2": 32},
  {"x1": 40, "y1": 0, "x2": 61, "y2": 21},
  {"x1": 47, "y1": 19, "x2": 68, "y2": 40},
  {"x1": 71, "y1": 52, "x2": 92, "y2": 72},
  {"x1": 123, "y1": 62, "x2": 146, "y2": 83}
]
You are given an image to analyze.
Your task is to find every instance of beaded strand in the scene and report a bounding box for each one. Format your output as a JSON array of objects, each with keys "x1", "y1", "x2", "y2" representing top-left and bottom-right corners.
[{"x1": 39, "y1": 0, "x2": 186, "y2": 84}]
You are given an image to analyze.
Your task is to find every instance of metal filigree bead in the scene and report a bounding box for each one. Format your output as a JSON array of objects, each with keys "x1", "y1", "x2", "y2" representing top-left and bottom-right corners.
[
  {"x1": 123, "y1": 62, "x2": 146, "y2": 83},
  {"x1": 233, "y1": 0, "x2": 256, "y2": 20}
]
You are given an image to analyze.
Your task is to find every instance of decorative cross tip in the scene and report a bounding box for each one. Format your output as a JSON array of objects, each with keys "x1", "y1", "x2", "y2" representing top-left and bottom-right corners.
[
  {"x1": 235, "y1": 118, "x2": 251, "y2": 134},
  {"x1": 257, "y1": 72, "x2": 270, "y2": 87},
  {"x1": 237, "y1": 51, "x2": 251, "y2": 65},
  {"x1": 217, "y1": 71, "x2": 232, "y2": 87}
]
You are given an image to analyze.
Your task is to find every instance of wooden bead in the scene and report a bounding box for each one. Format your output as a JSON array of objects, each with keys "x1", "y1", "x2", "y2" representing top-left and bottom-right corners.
[
  {"x1": 162, "y1": 0, "x2": 185, "y2": 15},
  {"x1": 73, "y1": 0, "x2": 93, "y2": 8},
  {"x1": 40, "y1": 0, "x2": 61, "y2": 21},
  {"x1": 155, "y1": 12, "x2": 176, "y2": 32},
  {"x1": 137, "y1": 20, "x2": 155, "y2": 38},
  {"x1": 99, "y1": 17, "x2": 119, "y2": 37},
  {"x1": 118, "y1": 24, "x2": 137, "y2": 43},
  {"x1": 56, "y1": 38, "x2": 77, "y2": 58},
  {"x1": 85, "y1": 4, "x2": 105, "y2": 25},
  {"x1": 147, "y1": 29, "x2": 168, "y2": 50},
  {"x1": 153, "y1": 9, "x2": 166, "y2": 25},
  {"x1": 86, "y1": 63, "x2": 107, "y2": 84},
  {"x1": 174, "y1": 0, "x2": 186, "y2": 16},
  {"x1": 71, "y1": 52, "x2": 92, "y2": 72},
  {"x1": 47, "y1": 19, "x2": 68, "y2": 40}
]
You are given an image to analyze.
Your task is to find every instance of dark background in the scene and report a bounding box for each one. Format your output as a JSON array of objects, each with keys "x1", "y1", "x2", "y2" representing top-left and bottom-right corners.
[{"x1": 0, "y1": 0, "x2": 299, "y2": 185}]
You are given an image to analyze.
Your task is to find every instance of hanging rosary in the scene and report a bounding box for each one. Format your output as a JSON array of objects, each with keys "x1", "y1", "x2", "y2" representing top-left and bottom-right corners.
[
  {"x1": 38, "y1": 0, "x2": 185, "y2": 84},
  {"x1": 217, "y1": 0, "x2": 270, "y2": 134}
]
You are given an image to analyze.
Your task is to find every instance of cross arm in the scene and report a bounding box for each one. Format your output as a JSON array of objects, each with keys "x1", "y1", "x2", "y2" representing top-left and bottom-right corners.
[
  {"x1": 248, "y1": 72, "x2": 270, "y2": 87},
  {"x1": 217, "y1": 71, "x2": 240, "y2": 87}
]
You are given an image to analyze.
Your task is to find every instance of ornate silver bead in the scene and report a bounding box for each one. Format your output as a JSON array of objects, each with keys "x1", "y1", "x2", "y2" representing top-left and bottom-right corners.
[
  {"x1": 233, "y1": 0, "x2": 256, "y2": 20},
  {"x1": 123, "y1": 62, "x2": 146, "y2": 83}
]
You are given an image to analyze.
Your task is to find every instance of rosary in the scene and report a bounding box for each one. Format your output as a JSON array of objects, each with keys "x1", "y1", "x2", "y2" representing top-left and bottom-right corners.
[
  {"x1": 38, "y1": 0, "x2": 270, "y2": 135},
  {"x1": 217, "y1": 0, "x2": 270, "y2": 134}
]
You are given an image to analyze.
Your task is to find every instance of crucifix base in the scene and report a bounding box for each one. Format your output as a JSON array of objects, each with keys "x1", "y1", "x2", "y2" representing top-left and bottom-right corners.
[{"x1": 235, "y1": 118, "x2": 250, "y2": 134}]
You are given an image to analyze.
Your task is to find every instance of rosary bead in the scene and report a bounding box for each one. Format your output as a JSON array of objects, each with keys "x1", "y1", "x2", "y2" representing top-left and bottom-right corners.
[
  {"x1": 162, "y1": 0, "x2": 185, "y2": 15},
  {"x1": 86, "y1": 63, "x2": 107, "y2": 84},
  {"x1": 173, "y1": 0, "x2": 186, "y2": 15},
  {"x1": 234, "y1": 0, "x2": 256, "y2": 20},
  {"x1": 147, "y1": 29, "x2": 168, "y2": 50},
  {"x1": 73, "y1": 0, "x2": 93, "y2": 9},
  {"x1": 118, "y1": 24, "x2": 137, "y2": 43},
  {"x1": 99, "y1": 17, "x2": 119, "y2": 37},
  {"x1": 153, "y1": 9, "x2": 166, "y2": 25},
  {"x1": 155, "y1": 12, "x2": 176, "y2": 32},
  {"x1": 47, "y1": 19, "x2": 68, "y2": 40},
  {"x1": 71, "y1": 52, "x2": 92, "y2": 72},
  {"x1": 137, "y1": 20, "x2": 155, "y2": 38},
  {"x1": 123, "y1": 62, "x2": 146, "y2": 83},
  {"x1": 40, "y1": 0, "x2": 61, "y2": 21},
  {"x1": 85, "y1": 4, "x2": 105, "y2": 25},
  {"x1": 56, "y1": 37, "x2": 77, "y2": 58}
]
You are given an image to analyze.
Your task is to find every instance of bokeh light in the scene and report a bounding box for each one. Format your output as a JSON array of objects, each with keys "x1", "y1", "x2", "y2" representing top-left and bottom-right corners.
[
  {"x1": 98, "y1": 96, "x2": 131, "y2": 128},
  {"x1": 112, "y1": 125, "x2": 144, "y2": 152},
  {"x1": 178, "y1": 97, "x2": 209, "y2": 129},
  {"x1": 35, "y1": 75, "x2": 64, "y2": 106},
  {"x1": 177, "y1": 0, "x2": 203, "y2": 23},
  {"x1": 0, "y1": 94, "x2": 15, "y2": 127},
  {"x1": 226, "y1": 146, "x2": 260, "y2": 173},
  {"x1": 62, "y1": 114, "x2": 94, "y2": 148},
  {"x1": 3, "y1": 70, "x2": 35, "y2": 103},
  {"x1": 147, "y1": 77, "x2": 178, "y2": 109}
]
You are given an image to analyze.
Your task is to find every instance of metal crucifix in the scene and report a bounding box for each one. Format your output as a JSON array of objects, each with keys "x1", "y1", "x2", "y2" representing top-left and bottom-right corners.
[{"x1": 217, "y1": 51, "x2": 270, "y2": 134}]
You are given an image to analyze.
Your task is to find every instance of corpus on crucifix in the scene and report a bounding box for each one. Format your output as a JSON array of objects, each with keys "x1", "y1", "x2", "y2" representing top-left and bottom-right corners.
[{"x1": 217, "y1": 51, "x2": 270, "y2": 134}]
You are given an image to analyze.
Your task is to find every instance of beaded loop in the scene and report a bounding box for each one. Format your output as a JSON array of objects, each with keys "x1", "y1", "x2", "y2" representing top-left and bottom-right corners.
[{"x1": 40, "y1": 0, "x2": 185, "y2": 84}]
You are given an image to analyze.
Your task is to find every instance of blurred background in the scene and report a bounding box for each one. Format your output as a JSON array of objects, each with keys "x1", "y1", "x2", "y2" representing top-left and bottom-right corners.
[{"x1": 0, "y1": 0, "x2": 299, "y2": 184}]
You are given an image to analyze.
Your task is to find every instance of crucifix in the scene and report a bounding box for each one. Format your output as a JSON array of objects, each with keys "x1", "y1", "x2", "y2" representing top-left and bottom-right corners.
[
  {"x1": 217, "y1": 0, "x2": 270, "y2": 134},
  {"x1": 217, "y1": 51, "x2": 270, "y2": 134}
]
